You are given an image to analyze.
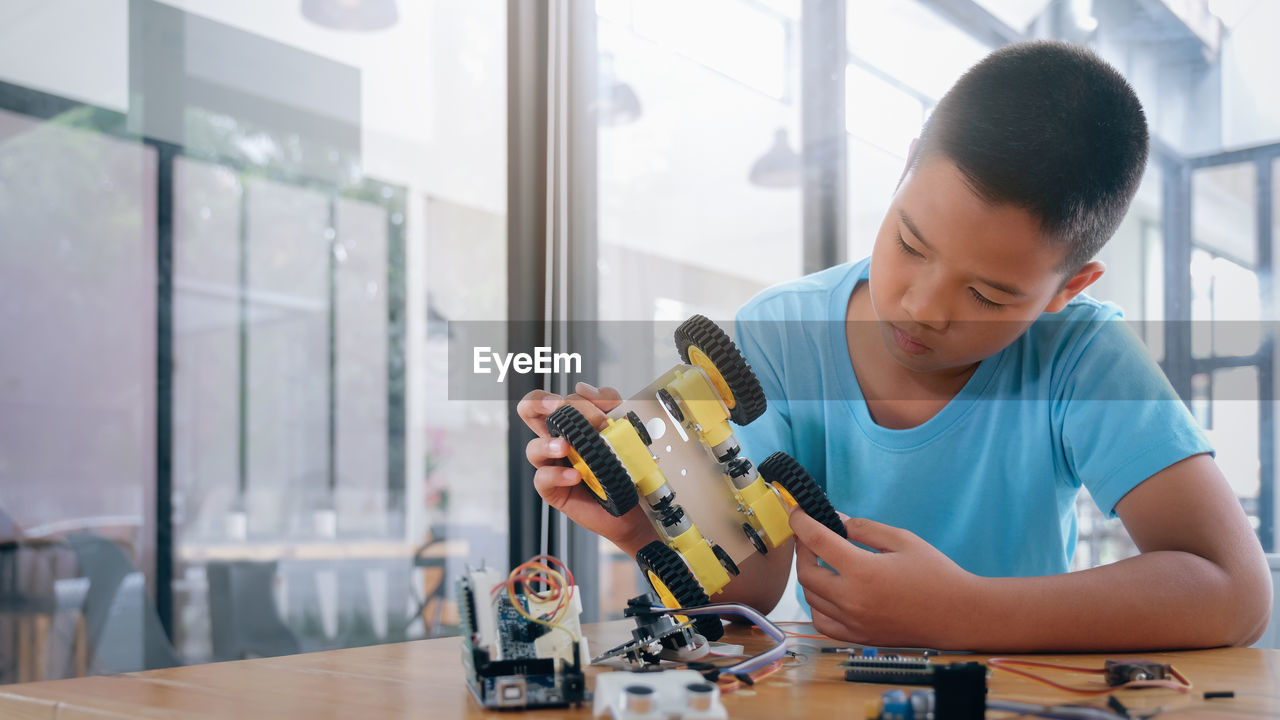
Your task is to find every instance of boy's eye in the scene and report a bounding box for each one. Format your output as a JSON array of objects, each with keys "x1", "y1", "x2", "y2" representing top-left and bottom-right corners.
[
  {"x1": 970, "y1": 288, "x2": 1004, "y2": 310},
  {"x1": 896, "y1": 234, "x2": 923, "y2": 258}
]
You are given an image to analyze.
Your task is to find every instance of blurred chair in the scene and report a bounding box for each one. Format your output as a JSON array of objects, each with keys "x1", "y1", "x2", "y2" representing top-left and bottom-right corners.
[
  {"x1": 65, "y1": 532, "x2": 182, "y2": 674},
  {"x1": 206, "y1": 560, "x2": 300, "y2": 660},
  {"x1": 0, "y1": 508, "x2": 86, "y2": 683},
  {"x1": 411, "y1": 527, "x2": 470, "y2": 636},
  {"x1": 412, "y1": 532, "x2": 449, "y2": 636}
]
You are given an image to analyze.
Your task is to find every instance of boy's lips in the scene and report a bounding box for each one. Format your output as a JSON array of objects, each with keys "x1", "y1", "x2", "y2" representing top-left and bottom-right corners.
[{"x1": 890, "y1": 324, "x2": 930, "y2": 355}]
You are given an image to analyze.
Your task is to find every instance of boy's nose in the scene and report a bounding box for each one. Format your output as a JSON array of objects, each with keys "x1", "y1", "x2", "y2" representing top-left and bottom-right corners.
[{"x1": 901, "y1": 284, "x2": 951, "y2": 332}]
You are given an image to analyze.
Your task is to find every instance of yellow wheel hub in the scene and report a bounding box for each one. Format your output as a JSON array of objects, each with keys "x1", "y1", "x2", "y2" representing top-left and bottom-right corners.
[
  {"x1": 566, "y1": 445, "x2": 606, "y2": 500},
  {"x1": 688, "y1": 346, "x2": 736, "y2": 410},
  {"x1": 647, "y1": 570, "x2": 689, "y2": 624},
  {"x1": 773, "y1": 483, "x2": 799, "y2": 510}
]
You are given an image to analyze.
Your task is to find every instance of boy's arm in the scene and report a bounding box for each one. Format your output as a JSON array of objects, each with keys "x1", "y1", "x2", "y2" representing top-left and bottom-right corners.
[
  {"x1": 708, "y1": 537, "x2": 795, "y2": 613},
  {"x1": 792, "y1": 453, "x2": 1272, "y2": 651},
  {"x1": 972, "y1": 453, "x2": 1271, "y2": 650}
]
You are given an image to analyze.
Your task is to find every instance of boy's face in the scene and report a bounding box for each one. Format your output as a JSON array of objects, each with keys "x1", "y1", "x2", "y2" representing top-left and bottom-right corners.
[{"x1": 867, "y1": 155, "x2": 1101, "y2": 375}]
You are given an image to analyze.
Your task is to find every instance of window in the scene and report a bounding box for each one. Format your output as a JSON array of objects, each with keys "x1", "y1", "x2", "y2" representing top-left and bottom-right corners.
[
  {"x1": 0, "y1": 0, "x2": 506, "y2": 680},
  {"x1": 594, "y1": 0, "x2": 805, "y2": 618}
]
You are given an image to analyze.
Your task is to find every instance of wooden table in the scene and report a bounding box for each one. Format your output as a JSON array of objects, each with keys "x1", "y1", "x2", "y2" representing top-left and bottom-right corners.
[{"x1": 1, "y1": 620, "x2": 1277, "y2": 719}]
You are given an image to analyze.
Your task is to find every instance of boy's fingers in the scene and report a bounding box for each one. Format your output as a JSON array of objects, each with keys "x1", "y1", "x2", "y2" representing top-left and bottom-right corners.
[
  {"x1": 802, "y1": 588, "x2": 846, "y2": 627},
  {"x1": 516, "y1": 391, "x2": 563, "y2": 437},
  {"x1": 810, "y1": 607, "x2": 858, "y2": 643},
  {"x1": 563, "y1": 395, "x2": 611, "y2": 430},
  {"x1": 790, "y1": 508, "x2": 864, "y2": 572},
  {"x1": 575, "y1": 382, "x2": 624, "y2": 413},
  {"x1": 794, "y1": 536, "x2": 835, "y2": 572},
  {"x1": 533, "y1": 465, "x2": 581, "y2": 496},
  {"x1": 796, "y1": 560, "x2": 843, "y2": 599},
  {"x1": 525, "y1": 437, "x2": 568, "y2": 467},
  {"x1": 842, "y1": 517, "x2": 916, "y2": 553},
  {"x1": 517, "y1": 385, "x2": 621, "y2": 438},
  {"x1": 795, "y1": 538, "x2": 846, "y2": 599}
]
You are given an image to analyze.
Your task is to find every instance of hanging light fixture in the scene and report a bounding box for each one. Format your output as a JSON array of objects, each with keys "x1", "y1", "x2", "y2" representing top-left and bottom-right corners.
[
  {"x1": 301, "y1": 0, "x2": 399, "y2": 32},
  {"x1": 749, "y1": 127, "x2": 801, "y2": 188}
]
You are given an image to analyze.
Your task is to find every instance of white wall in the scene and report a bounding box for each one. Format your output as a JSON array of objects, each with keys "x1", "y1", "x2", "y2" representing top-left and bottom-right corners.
[
  {"x1": 156, "y1": 0, "x2": 506, "y2": 215},
  {"x1": 1221, "y1": 1, "x2": 1280, "y2": 149},
  {"x1": 0, "y1": 0, "x2": 129, "y2": 111}
]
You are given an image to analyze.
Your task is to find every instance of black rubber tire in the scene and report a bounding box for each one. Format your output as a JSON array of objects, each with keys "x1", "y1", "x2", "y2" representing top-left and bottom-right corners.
[
  {"x1": 545, "y1": 405, "x2": 639, "y2": 517},
  {"x1": 635, "y1": 541, "x2": 724, "y2": 641},
  {"x1": 758, "y1": 451, "x2": 847, "y2": 539},
  {"x1": 742, "y1": 523, "x2": 768, "y2": 555},
  {"x1": 673, "y1": 315, "x2": 767, "y2": 426},
  {"x1": 712, "y1": 544, "x2": 739, "y2": 577}
]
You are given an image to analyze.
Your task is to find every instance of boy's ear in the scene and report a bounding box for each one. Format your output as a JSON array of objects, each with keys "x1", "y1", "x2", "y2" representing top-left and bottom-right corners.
[{"x1": 1045, "y1": 261, "x2": 1105, "y2": 313}]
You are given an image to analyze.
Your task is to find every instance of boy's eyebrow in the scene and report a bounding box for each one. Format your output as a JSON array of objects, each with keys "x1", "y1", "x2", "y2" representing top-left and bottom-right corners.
[{"x1": 899, "y1": 210, "x2": 1027, "y2": 298}]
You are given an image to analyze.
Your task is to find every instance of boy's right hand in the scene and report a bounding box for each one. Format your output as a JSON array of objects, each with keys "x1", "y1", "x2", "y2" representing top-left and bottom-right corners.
[{"x1": 517, "y1": 381, "x2": 657, "y2": 556}]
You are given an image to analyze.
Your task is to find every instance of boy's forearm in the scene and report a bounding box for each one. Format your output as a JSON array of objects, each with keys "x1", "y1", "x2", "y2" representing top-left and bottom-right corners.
[
  {"x1": 951, "y1": 550, "x2": 1272, "y2": 652},
  {"x1": 711, "y1": 538, "x2": 795, "y2": 614}
]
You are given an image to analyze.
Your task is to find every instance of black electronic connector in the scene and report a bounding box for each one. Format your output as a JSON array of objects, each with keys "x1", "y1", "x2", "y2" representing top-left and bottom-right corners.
[{"x1": 932, "y1": 662, "x2": 986, "y2": 720}]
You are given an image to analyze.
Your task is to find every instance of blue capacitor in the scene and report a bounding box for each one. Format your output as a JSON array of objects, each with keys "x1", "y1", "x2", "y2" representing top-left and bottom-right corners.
[{"x1": 880, "y1": 689, "x2": 909, "y2": 720}]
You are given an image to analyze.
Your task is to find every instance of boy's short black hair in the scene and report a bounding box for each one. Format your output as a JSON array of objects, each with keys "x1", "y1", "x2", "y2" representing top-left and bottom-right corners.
[{"x1": 912, "y1": 41, "x2": 1149, "y2": 273}]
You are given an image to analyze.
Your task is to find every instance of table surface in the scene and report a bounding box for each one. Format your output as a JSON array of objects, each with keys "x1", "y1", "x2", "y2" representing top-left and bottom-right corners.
[{"x1": 1, "y1": 620, "x2": 1277, "y2": 719}]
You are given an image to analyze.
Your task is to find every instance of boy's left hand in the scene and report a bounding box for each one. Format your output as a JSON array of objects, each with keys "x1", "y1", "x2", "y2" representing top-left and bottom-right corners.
[{"x1": 790, "y1": 508, "x2": 979, "y2": 647}]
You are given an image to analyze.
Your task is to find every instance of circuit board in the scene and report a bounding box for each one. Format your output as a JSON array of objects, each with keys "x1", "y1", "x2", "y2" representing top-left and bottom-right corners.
[
  {"x1": 841, "y1": 654, "x2": 935, "y2": 685},
  {"x1": 457, "y1": 566, "x2": 590, "y2": 710},
  {"x1": 495, "y1": 594, "x2": 551, "y2": 660}
]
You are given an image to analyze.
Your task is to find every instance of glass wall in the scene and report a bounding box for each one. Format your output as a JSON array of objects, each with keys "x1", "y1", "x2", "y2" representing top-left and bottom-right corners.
[
  {"x1": 0, "y1": 105, "x2": 159, "y2": 585},
  {"x1": 0, "y1": 0, "x2": 504, "y2": 681}
]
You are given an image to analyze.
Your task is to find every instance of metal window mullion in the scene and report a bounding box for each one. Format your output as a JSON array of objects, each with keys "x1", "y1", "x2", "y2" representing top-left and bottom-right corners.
[
  {"x1": 327, "y1": 198, "x2": 338, "y2": 504},
  {"x1": 238, "y1": 181, "x2": 250, "y2": 506},
  {"x1": 384, "y1": 192, "x2": 407, "y2": 526},
  {"x1": 916, "y1": 0, "x2": 1024, "y2": 47},
  {"x1": 1258, "y1": 159, "x2": 1275, "y2": 551},
  {"x1": 801, "y1": 0, "x2": 847, "y2": 275},
  {"x1": 1187, "y1": 142, "x2": 1280, "y2": 170},
  {"x1": 507, "y1": 0, "x2": 550, "y2": 570},
  {"x1": 155, "y1": 140, "x2": 177, "y2": 643},
  {"x1": 553, "y1": 0, "x2": 573, "y2": 565},
  {"x1": 563, "y1": 0, "x2": 601, "y2": 622},
  {"x1": 1163, "y1": 157, "x2": 1194, "y2": 404}
]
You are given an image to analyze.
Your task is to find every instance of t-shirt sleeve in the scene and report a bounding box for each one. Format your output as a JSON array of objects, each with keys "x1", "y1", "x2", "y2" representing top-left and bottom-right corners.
[
  {"x1": 732, "y1": 305, "x2": 797, "y2": 466},
  {"x1": 1055, "y1": 314, "x2": 1214, "y2": 518}
]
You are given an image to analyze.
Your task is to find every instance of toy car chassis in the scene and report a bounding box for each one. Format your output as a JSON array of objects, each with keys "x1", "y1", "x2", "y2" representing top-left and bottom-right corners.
[{"x1": 546, "y1": 315, "x2": 846, "y2": 641}]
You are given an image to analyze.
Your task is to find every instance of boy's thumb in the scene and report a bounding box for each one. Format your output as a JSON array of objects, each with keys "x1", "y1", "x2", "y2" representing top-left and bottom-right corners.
[
  {"x1": 577, "y1": 381, "x2": 623, "y2": 411},
  {"x1": 789, "y1": 507, "x2": 839, "y2": 552}
]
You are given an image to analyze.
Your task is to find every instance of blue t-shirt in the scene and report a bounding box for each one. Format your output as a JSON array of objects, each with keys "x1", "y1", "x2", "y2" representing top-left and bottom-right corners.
[{"x1": 734, "y1": 258, "x2": 1213, "y2": 580}]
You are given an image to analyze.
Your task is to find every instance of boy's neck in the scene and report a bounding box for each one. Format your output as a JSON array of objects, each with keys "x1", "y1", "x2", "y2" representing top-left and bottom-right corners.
[{"x1": 845, "y1": 281, "x2": 979, "y2": 429}]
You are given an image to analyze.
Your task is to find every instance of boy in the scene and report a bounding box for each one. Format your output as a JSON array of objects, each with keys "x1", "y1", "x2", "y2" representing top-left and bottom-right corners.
[{"x1": 518, "y1": 41, "x2": 1271, "y2": 651}]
